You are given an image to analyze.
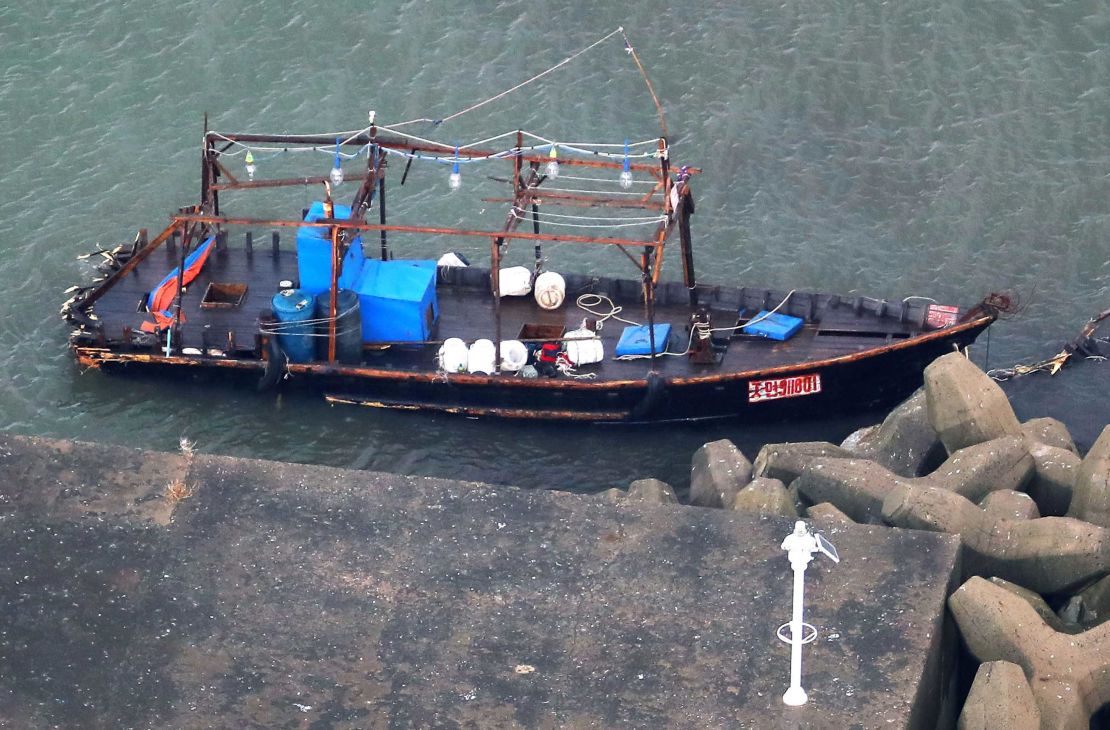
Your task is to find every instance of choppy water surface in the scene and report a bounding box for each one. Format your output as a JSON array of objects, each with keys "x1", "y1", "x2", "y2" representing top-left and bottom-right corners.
[{"x1": 0, "y1": 1, "x2": 1106, "y2": 490}]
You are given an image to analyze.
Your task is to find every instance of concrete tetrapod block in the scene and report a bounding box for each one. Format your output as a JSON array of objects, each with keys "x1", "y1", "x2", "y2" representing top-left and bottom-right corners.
[
  {"x1": 793, "y1": 458, "x2": 915, "y2": 522},
  {"x1": 927, "y1": 435, "x2": 1034, "y2": 503},
  {"x1": 979, "y1": 490, "x2": 1040, "y2": 521},
  {"x1": 882, "y1": 483, "x2": 1110, "y2": 594},
  {"x1": 949, "y1": 576, "x2": 1110, "y2": 730},
  {"x1": 752, "y1": 441, "x2": 853, "y2": 485},
  {"x1": 840, "y1": 388, "x2": 947, "y2": 478},
  {"x1": 1074, "y1": 574, "x2": 1110, "y2": 627},
  {"x1": 730, "y1": 477, "x2": 796, "y2": 517},
  {"x1": 689, "y1": 439, "x2": 752, "y2": 508},
  {"x1": 1021, "y1": 417, "x2": 1079, "y2": 455},
  {"x1": 1025, "y1": 441, "x2": 1081, "y2": 517},
  {"x1": 626, "y1": 478, "x2": 678, "y2": 505},
  {"x1": 924, "y1": 352, "x2": 1022, "y2": 454},
  {"x1": 957, "y1": 660, "x2": 1040, "y2": 730},
  {"x1": 1067, "y1": 425, "x2": 1110, "y2": 528},
  {"x1": 792, "y1": 437, "x2": 1030, "y2": 524},
  {"x1": 0, "y1": 434, "x2": 965, "y2": 729},
  {"x1": 987, "y1": 577, "x2": 1082, "y2": 634},
  {"x1": 806, "y1": 502, "x2": 855, "y2": 524}
]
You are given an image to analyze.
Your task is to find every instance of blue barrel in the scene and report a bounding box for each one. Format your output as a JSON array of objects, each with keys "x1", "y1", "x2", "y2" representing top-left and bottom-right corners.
[
  {"x1": 313, "y1": 289, "x2": 363, "y2": 364},
  {"x1": 270, "y1": 289, "x2": 315, "y2": 363}
]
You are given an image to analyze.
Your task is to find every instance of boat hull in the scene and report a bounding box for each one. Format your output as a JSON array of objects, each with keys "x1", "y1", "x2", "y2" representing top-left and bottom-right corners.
[{"x1": 74, "y1": 315, "x2": 991, "y2": 423}]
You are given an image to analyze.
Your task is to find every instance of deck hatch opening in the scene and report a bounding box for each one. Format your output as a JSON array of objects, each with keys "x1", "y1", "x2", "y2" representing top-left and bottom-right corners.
[
  {"x1": 201, "y1": 282, "x2": 248, "y2": 309},
  {"x1": 518, "y1": 323, "x2": 565, "y2": 341}
]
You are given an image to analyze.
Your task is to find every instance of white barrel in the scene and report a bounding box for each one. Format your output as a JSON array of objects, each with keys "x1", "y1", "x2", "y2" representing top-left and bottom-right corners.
[
  {"x1": 499, "y1": 340, "x2": 528, "y2": 372},
  {"x1": 467, "y1": 339, "x2": 496, "y2": 374},
  {"x1": 438, "y1": 337, "x2": 468, "y2": 373},
  {"x1": 534, "y1": 271, "x2": 566, "y2": 310},
  {"x1": 563, "y1": 332, "x2": 608, "y2": 363},
  {"x1": 498, "y1": 266, "x2": 533, "y2": 296}
]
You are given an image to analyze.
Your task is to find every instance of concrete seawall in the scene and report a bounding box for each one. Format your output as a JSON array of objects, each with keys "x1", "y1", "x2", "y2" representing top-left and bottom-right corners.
[{"x1": 0, "y1": 434, "x2": 958, "y2": 729}]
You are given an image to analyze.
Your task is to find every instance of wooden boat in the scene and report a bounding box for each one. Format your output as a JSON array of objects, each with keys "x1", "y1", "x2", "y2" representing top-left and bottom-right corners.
[
  {"x1": 61, "y1": 123, "x2": 1000, "y2": 423},
  {"x1": 61, "y1": 32, "x2": 1001, "y2": 423}
]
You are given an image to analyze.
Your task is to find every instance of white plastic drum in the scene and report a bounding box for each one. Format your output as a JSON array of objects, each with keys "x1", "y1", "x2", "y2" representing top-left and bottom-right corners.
[
  {"x1": 534, "y1": 271, "x2": 566, "y2": 310},
  {"x1": 438, "y1": 337, "x2": 469, "y2": 373},
  {"x1": 498, "y1": 266, "x2": 533, "y2": 296},
  {"x1": 499, "y1": 340, "x2": 528, "y2": 372},
  {"x1": 563, "y1": 328, "x2": 604, "y2": 365},
  {"x1": 467, "y1": 339, "x2": 496, "y2": 374}
]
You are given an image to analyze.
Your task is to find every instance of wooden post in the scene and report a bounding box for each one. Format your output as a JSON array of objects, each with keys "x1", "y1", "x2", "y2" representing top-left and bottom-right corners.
[
  {"x1": 652, "y1": 137, "x2": 671, "y2": 286},
  {"x1": 378, "y1": 152, "x2": 388, "y2": 261},
  {"x1": 677, "y1": 187, "x2": 698, "y2": 306},
  {"x1": 171, "y1": 221, "x2": 191, "y2": 354},
  {"x1": 491, "y1": 238, "x2": 502, "y2": 374},
  {"x1": 643, "y1": 250, "x2": 657, "y2": 366},
  {"x1": 326, "y1": 197, "x2": 338, "y2": 364}
]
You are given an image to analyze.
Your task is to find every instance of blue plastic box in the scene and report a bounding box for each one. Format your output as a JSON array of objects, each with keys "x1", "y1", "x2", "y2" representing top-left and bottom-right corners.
[
  {"x1": 296, "y1": 201, "x2": 366, "y2": 295},
  {"x1": 353, "y1": 259, "x2": 439, "y2": 343},
  {"x1": 741, "y1": 311, "x2": 804, "y2": 341},
  {"x1": 615, "y1": 324, "x2": 672, "y2": 356}
]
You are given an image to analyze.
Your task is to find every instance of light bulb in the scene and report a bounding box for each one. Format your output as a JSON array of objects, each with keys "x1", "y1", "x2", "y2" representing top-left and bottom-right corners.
[
  {"x1": 329, "y1": 165, "x2": 344, "y2": 187},
  {"x1": 618, "y1": 138, "x2": 631, "y2": 188},
  {"x1": 245, "y1": 151, "x2": 256, "y2": 181},
  {"x1": 448, "y1": 145, "x2": 462, "y2": 191},
  {"x1": 545, "y1": 146, "x2": 559, "y2": 178}
]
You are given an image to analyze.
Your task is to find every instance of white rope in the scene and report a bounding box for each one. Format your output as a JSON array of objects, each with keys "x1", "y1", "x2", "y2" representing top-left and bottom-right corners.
[
  {"x1": 537, "y1": 186, "x2": 648, "y2": 196},
  {"x1": 525, "y1": 209, "x2": 665, "y2": 222},
  {"x1": 576, "y1": 293, "x2": 640, "y2": 327},
  {"x1": 510, "y1": 211, "x2": 665, "y2": 229},
  {"x1": 388, "y1": 28, "x2": 626, "y2": 128},
  {"x1": 557, "y1": 174, "x2": 656, "y2": 185}
]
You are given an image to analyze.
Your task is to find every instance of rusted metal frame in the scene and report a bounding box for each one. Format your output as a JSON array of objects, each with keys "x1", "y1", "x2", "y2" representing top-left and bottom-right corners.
[
  {"x1": 206, "y1": 131, "x2": 688, "y2": 174},
  {"x1": 171, "y1": 214, "x2": 663, "y2": 249},
  {"x1": 350, "y1": 141, "x2": 381, "y2": 219},
  {"x1": 490, "y1": 164, "x2": 540, "y2": 371},
  {"x1": 480, "y1": 194, "x2": 661, "y2": 210},
  {"x1": 640, "y1": 180, "x2": 664, "y2": 205},
  {"x1": 650, "y1": 139, "x2": 672, "y2": 286},
  {"x1": 213, "y1": 158, "x2": 239, "y2": 185},
  {"x1": 328, "y1": 223, "x2": 340, "y2": 363},
  {"x1": 677, "y1": 188, "x2": 697, "y2": 305},
  {"x1": 80, "y1": 220, "x2": 180, "y2": 308},
  {"x1": 210, "y1": 176, "x2": 328, "y2": 191},
  {"x1": 170, "y1": 219, "x2": 194, "y2": 353}
]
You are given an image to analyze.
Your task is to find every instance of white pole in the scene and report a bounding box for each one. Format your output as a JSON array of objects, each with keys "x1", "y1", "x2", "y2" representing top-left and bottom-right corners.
[
  {"x1": 778, "y1": 520, "x2": 838, "y2": 707},
  {"x1": 783, "y1": 547, "x2": 812, "y2": 706}
]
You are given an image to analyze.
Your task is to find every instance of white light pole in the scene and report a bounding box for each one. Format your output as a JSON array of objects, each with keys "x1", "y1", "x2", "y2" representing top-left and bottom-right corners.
[{"x1": 777, "y1": 520, "x2": 839, "y2": 706}]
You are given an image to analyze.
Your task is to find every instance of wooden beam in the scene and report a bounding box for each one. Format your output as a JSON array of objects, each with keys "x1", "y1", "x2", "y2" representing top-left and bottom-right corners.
[
  {"x1": 171, "y1": 214, "x2": 662, "y2": 248},
  {"x1": 211, "y1": 176, "x2": 328, "y2": 191}
]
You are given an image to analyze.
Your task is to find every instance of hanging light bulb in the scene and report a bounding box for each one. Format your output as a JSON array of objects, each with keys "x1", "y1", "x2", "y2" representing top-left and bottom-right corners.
[
  {"x1": 448, "y1": 145, "x2": 462, "y2": 191},
  {"x1": 329, "y1": 137, "x2": 344, "y2": 187},
  {"x1": 545, "y1": 146, "x2": 560, "y2": 179},
  {"x1": 244, "y1": 150, "x2": 256, "y2": 181},
  {"x1": 619, "y1": 139, "x2": 633, "y2": 189}
]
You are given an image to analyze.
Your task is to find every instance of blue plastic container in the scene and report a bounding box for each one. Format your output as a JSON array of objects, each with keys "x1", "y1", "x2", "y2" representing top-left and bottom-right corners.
[
  {"x1": 741, "y1": 311, "x2": 804, "y2": 341},
  {"x1": 296, "y1": 201, "x2": 366, "y2": 295},
  {"x1": 313, "y1": 289, "x2": 363, "y2": 364},
  {"x1": 353, "y1": 259, "x2": 439, "y2": 343},
  {"x1": 270, "y1": 289, "x2": 316, "y2": 363},
  {"x1": 615, "y1": 324, "x2": 673, "y2": 356}
]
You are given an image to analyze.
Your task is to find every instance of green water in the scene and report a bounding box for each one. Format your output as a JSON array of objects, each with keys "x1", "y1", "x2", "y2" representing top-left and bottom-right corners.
[{"x1": 0, "y1": 1, "x2": 1106, "y2": 490}]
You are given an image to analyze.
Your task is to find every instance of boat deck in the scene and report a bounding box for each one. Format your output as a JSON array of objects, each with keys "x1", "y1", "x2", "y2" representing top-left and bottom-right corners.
[{"x1": 88, "y1": 238, "x2": 935, "y2": 382}]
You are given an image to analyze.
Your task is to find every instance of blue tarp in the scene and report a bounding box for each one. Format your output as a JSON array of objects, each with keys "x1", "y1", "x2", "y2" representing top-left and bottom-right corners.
[
  {"x1": 296, "y1": 201, "x2": 366, "y2": 294},
  {"x1": 354, "y1": 259, "x2": 439, "y2": 343}
]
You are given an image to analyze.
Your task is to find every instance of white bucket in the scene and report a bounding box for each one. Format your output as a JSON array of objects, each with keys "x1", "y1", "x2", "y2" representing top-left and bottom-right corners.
[
  {"x1": 467, "y1": 339, "x2": 496, "y2": 374},
  {"x1": 534, "y1": 271, "x2": 566, "y2": 310},
  {"x1": 499, "y1": 266, "x2": 533, "y2": 296},
  {"x1": 499, "y1": 340, "x2": 529, "y2": 372},
  {"x1": 563, "y1": 327, "x2": 604, "y2": 365},
  {"x1": 438, "y1": 337, "x2": 468, "y2": 372}
]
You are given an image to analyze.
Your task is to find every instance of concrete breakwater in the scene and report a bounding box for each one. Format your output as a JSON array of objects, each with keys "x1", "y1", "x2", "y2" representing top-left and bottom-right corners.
[{"x1": 606, "y1": 352, "x2": 1109, "y2": 729}]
